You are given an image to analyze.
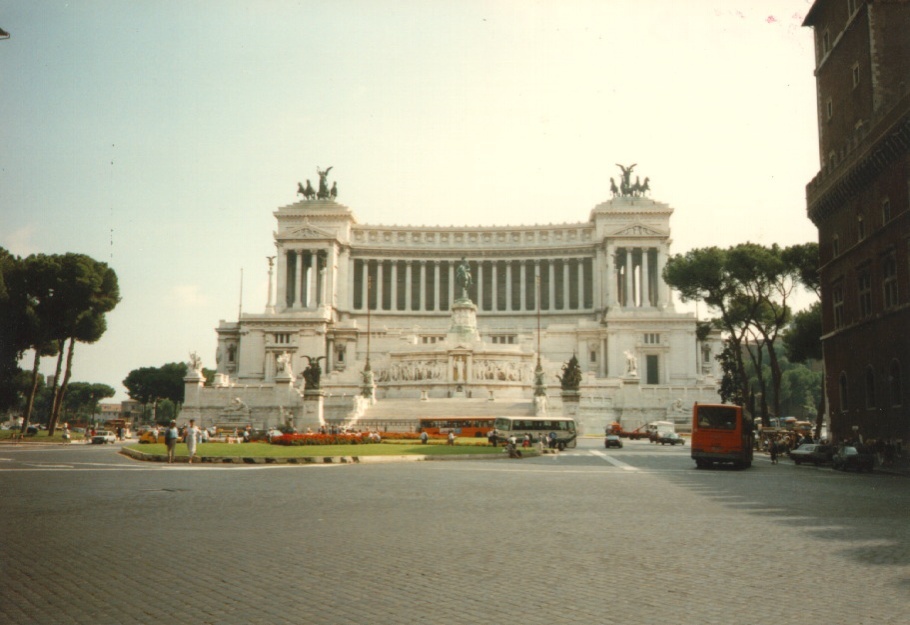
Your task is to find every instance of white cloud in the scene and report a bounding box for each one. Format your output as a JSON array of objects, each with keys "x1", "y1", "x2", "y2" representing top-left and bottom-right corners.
[
  {"x1": 172, "y1": 284, "x2": 209, "y2": 308},
  {"x1": 1, "y1": 224, "x2": 39, "y2": 256}
]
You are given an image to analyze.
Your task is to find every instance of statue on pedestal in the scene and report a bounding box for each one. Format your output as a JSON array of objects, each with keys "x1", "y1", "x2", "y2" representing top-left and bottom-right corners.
[
  {"x1": 623, "y1": 349, "x2": 638, "y2": 376},
  {"x1": 276, "y1": 352, "x2": 294, "y2": 378},
  {"x1": 187, "y1": 351, "x2": 203, "y2": 376},
  {"x1": 455, "y1": 257, "x2": 473, "y2": 300},
  {"x1": 301, "y1": 355, "x2": 326, "y2": 390}
]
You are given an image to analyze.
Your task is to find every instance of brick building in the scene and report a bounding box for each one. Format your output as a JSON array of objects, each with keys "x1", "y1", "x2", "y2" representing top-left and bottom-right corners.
[{"x1": 804, "y1": 0, "x2": 910, "y2": 442}]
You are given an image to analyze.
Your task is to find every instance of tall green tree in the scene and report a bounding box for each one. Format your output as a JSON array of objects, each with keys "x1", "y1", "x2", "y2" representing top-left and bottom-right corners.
[
  {"x1": 62, "y1": 382, "x2": 115, "y2": 422},
  {"x1": 664, "y1": 242, "x2": 819, "y2": 424},
  {"x1": 46, "y1": 254, "x2": 120, "y2": 435},
  {"x1": 123, "y1": 362, "x2": 188, "y2": 424}
]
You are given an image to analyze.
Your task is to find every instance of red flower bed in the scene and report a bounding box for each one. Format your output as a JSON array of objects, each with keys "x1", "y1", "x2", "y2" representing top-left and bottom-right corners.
[{"x1": 272, "y1": 433, "x2": 373, "y2": 446}]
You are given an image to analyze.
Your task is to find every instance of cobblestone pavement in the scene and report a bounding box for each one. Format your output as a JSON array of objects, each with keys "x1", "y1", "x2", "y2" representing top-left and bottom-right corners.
[{"x1": 1, "y1": 441, "x2": 908, "y2": 625}]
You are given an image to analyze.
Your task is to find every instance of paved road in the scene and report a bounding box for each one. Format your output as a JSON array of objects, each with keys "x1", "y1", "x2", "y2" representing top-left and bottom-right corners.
[{"x1": 2, "y1": 439, "x2": 908, "y2": 624}]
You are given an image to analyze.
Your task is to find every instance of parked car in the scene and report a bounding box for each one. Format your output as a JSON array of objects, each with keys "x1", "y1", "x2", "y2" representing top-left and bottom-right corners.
[
  {"x1": 809, "y1": 443, "x2": 835, "y2": 465},
  {"x1": 789, "y1": 443, "x2": 820, "y2": 465},
  {"x1": 91, "y1": 431, "x2": 117, "y2": 445},
  {"x1": 832, "y1": 445, "x2": 874, "y2": 472},
  {"x1": 604, "y1": 434, "x2": 623, "y2": 449},
  {"x1": 656, "y1": 432, "x2": 685, "y2": 446},
  {"x1": 138, "y1": 430, "x2": 165, "y2": 444}
]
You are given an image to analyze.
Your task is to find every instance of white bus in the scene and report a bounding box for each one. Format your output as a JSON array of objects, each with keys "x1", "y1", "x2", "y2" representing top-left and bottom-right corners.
[{"x1": 492, "y1": 416, "x2": 577, "y2": 450}]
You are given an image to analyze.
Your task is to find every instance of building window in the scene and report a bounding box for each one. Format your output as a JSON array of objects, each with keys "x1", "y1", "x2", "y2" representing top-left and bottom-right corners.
[
  {"x1": 883, "y1": 252, "x2": 898, "y2": 309},
  {"x1": 858, "y1": 268, "x2": 873, "y2": 318},
  {"x1": 643, "y1": 333, "x2": 661, "y2": 345},
  {"x1": 826, "y1": 98, "x2": 834, "y2": 120},
  {"x1": 273, "y1": 333, "x2": 291, "y2": 344},
  {"x1": 833, "y1": 283, "x2": 845, "y2": 328},
  {"x1": 490, "y1": 335, "x2": 515, "y2": 345},
  {"x1": 590, "y1": 350, "x2": 597, "y2": 363},
  {"x1": 882, "y1": 197, "x2": 892, "y2": 223},
  {"x1": 890, "y1": 360, "x2": 902, "y2": 407},
  {"x1": 645, "y1": 355, "x2": 659, "y2": 385},
  {"x1": 852, "y1": 62, "x2": 860, "y2": 88},
  {"x1": 865, "y1": 366, "x2": 876, "y2": 409},
  {"x1": 839, "y1": 372, "x2": 848, "y2": 411},
  {"x1": 832, "y1": 235, "x2": 840, "y2": 257},
  {"x1": 857, "y1": 214, "x2": 866, "y2": 241}
]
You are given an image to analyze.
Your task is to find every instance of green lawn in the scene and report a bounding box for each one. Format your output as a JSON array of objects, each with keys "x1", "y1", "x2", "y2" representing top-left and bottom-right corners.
[
  {"x1": 0, "y1": 430, "x2": 86, "y2": 442},
  {"x1": 125, "y1": 441, "x2": 507, "y2": 458}
]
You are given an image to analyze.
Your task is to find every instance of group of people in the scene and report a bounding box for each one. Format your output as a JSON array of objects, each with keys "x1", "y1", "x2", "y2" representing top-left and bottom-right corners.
[{"x1": 162, "y1": 419, "x2": 202, "y2": 464}]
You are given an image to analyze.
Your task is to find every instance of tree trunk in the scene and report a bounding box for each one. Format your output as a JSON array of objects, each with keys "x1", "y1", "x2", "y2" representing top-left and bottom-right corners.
[
  {"x1": 19, "y1": 351, "x2": 42, "y2": 433},
  {"x1": 48, "y1": 337, "x2": 76, "y2": 436},
  {"x1": 46, "y1": 340, "x2": 65, "y2": 433}
]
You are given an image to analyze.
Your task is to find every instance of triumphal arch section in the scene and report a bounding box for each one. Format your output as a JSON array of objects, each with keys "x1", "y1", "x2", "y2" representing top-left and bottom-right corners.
[{"x1": 183, "y1": 167, "x2": 721, "y2": 434}]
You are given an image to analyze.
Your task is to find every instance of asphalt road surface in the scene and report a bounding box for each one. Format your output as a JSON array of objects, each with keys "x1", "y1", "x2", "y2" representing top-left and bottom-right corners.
[{"x1": 2, "y1": 438, "x2": 908, "y2": 625}]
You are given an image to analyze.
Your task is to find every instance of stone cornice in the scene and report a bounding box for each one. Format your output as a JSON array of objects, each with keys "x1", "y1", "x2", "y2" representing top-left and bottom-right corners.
[
  {"x1": 807, "y1": 104, "x2": 910, "y2": 224},
  {"x1": 347, "y1": 245, "x2": 598, "y2": 260}
]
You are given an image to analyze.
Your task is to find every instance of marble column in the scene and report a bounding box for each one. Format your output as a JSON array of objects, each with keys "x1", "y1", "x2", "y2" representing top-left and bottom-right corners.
[
  {"x1": 505, "y1": 262, "x2": 513, "y2": 311},
  {"x1": 641, "y1": 247, "x2": 651, "y2": 307},
  {"x1": 562, "y1": 260, "x2": 570, "y2": 310},
  {"x1": 418, "y1": 261, "x2": 426, "y2": 311},
  {"x1": 492, "y1": 262, "x2": 499, "y2": 311},
  {"x1": 308, "y1": 250, "x2": 318, "y2": 308},
  {"x1": 448, "y1": 261, "x2": 455, "y2": 306},
  {"x1": 390, "y1": 260, "x2": 399, "y2": 311},
  {"x1": 376, "y1": 260, "x2": 385, "y2": 311},
  {"x1": 548, "y1": 260, "x2": 555, "y2": 310},
  {"x1": 405, "y1": 261, "x2": 413, "y2": 311},
  {"x1": 277, "y1": 248, "x2": 288, "y2": 310},
  {"x1": 433, "y1": 261, "x2": 440, "y2": 311},
  {"x1": 361, "y1": 259, "x2": 369, "y2": 311},
  {"x1": 295, "y1": 251, "x2": 304, "y2": 308},
  {"x1": 577, "y1": 259, "x2": 585, "y2": 309},
  {"x1": 624, "y1": 248, "x2": 633, "y2": 308},
  {"x1": 477, "y1": 261, "x2": 484, "y2": 310},
  {"x1": 519, "y1": 261, "x2": 527, "y2": 311}
]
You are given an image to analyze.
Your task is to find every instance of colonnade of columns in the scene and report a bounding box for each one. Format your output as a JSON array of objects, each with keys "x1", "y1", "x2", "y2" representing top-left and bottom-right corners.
[
  {"x1": 606, "y1": 245, "x2": 669, "y2": 308},
  {"x1": 350, "y1": 257, "x2": 595, "y2": 313},
  {"x1": 277, "y1": 247, "x2": 336, "y2": 310}
]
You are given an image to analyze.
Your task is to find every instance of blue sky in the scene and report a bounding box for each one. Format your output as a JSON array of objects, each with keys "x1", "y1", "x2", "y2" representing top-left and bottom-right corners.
[{"x1": 0, "y1": 1, "x2": 820, "y2": 401}]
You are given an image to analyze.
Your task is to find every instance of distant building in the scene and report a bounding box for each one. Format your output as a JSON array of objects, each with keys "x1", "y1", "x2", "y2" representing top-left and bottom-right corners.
[{"x1": 804, "y1": 0, "x2": 910, "y2": 442}]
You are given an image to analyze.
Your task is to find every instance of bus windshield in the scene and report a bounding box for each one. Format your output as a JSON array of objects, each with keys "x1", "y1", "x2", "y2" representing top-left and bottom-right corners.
[{"x1": 695, "y1": 405, "x2": 739, "y2": 430}]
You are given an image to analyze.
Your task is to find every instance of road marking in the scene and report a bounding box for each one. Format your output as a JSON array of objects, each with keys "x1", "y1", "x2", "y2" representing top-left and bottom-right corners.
[
  {"x1": 589, "y1": 450, "x2": 639, "y2": 470},
  {"x1": 0, "y1": 463, "x2": 343, "y2": 472}
]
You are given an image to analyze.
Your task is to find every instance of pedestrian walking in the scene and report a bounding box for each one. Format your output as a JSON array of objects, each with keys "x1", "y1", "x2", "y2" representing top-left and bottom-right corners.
[
  {"x1": 447, "y1": 431, "x2": 455, "y2": 446},
  {"x1": 420, "y1": 431, "x2": 428, "y2": 445},
  {"x1": 165, "y1": 420, "x2": 179, "y2": 463},
  {"x1": 184, "y1": 419, "x2": 200, "y2": 464},
  {"x1": 769, "y1": 437, "x2": 778, "y2": 464}
]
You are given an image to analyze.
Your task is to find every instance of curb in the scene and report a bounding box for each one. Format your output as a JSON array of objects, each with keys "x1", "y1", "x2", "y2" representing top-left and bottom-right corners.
[{"x1": 119, "y1": 447, "x2": 535, "y2": 465}]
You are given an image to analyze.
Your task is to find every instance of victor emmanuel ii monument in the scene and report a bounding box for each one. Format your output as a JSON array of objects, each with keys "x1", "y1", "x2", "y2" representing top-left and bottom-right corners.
[{"x1": 181, "y1": 165, "x2": 722, "y2": 434}]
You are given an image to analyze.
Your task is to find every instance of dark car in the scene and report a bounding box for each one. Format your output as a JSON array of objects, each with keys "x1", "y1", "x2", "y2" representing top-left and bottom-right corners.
[
  {"x1": 789, "y1": 443, "x2": 820, "y2": 465},
  {"x1": 604, "y1": 434, "x2": 623, "y2": 449},
  {"x1": 656, "y1": 432, "x2": 685, "y2": 446},
  {"x1": 832, "y1": 445, "x2": 874, "y2": 472},
  {"x1": 809, "y1": 444, "x2": 835, "y2": 465}
]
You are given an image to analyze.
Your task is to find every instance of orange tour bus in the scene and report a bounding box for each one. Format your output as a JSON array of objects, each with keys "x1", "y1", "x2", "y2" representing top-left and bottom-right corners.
[
  {"x1": 691, "y1": 402, "x2": 753, "y2": 469},
  {"x1": 417, "y1": 417, "x2": 495, "y2": 438}
]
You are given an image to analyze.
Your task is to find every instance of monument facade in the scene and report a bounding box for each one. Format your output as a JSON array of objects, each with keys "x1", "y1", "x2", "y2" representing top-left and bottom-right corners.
[{"x1": 183, "y1": 167, "x2": 721, "y2": 433}]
